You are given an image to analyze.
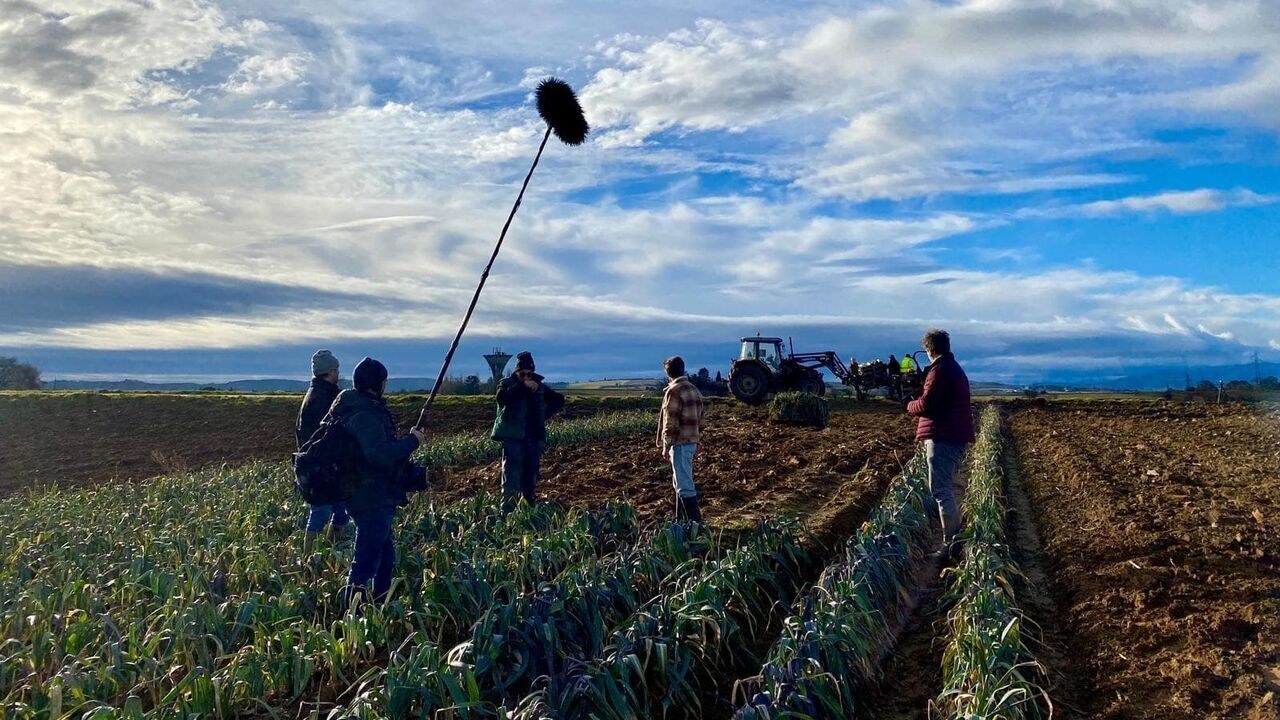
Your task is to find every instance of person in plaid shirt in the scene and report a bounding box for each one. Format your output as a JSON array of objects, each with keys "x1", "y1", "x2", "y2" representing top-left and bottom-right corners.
[{"x1": 658, "y1": 356, "x2": 705, "y2": 522}]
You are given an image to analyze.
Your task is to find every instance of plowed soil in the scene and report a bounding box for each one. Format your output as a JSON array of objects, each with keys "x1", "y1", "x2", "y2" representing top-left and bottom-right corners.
[
  {"x1": 436, "y1": 402, "x2": 919, "y2": 546},
  {"x1": 1011, "y1": 400, "x2": 1280, "y2": 720},
  {"x1": 0, "y1": 392, "x2": 650, "y2": 494}
]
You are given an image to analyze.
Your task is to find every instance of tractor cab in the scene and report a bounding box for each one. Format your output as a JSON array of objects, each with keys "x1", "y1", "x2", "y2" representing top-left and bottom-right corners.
[{"x1": 739, "y1": 336, "x2": 784, "y2": 371}]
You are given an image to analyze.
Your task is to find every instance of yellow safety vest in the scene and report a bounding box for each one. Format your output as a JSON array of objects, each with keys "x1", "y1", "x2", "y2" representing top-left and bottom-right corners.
[{"x1": 900, "y1": 356, "x2": 916, "y2": 373}]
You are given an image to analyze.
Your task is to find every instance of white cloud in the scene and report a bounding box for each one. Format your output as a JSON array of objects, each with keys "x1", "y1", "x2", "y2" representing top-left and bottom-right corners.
[
  {"x1": 0, "y1": 0, "x2": 239, "y2": 107},
  {"x1": 222, "y1": 52, "x2": 310, "y2": 95},
  {"x1": 582, "y1": 20, "x2": 797, "y2": 147},
  {"x1": 1070, "y1": 188, "x2": 1277, "y2": 216},
  {"x1": 581, "y1": 1, "x2": 1280, "y2": 199},
  {"x1": 1163, "y1": 312, "x2": 1191, "y2": 335},
  {"x1": 1197, "y1": 324, "x2": 1235, "y2": 341}
]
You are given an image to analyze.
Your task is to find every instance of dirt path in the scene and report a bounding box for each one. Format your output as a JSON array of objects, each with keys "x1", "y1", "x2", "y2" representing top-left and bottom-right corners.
[
  {"x1": 860, "y1": 527, "x2": 947, "y2": 720},
  {"x1": 1011, "y1": 401, "x2": 1280, "y2": 720},
  {"x1": 1000, "y1": 424, "x2": 1089, "y2": 718},
  {"x1": 861, "y1": 456, "x2": 968, "y2": 720}
]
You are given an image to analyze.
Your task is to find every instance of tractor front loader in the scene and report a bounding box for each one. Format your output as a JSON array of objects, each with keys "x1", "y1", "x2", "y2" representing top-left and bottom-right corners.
[{"x1": 728, "y1": 335, "x2": 928, "y2": 405}]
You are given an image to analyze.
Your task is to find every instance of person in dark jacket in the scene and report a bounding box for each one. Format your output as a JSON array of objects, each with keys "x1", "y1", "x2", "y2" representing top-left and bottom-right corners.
[
  {"x1": 297, "y1": 349, "x2": 348, "y2": 555},
  {"x1": 905, "y1": 329, "x2": 975, "y2": 546},
  {"x1": 326, "y1": 356, "x2": 427, "y2": 605},
  {"x1": 491, "y1": 351, "x2": 565, "y2": 514}
]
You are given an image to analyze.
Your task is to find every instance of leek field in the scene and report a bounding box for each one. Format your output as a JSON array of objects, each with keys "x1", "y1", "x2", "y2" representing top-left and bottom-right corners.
[{"x1": 11, "y1": 393, "x2": 1272, "y2": 719}]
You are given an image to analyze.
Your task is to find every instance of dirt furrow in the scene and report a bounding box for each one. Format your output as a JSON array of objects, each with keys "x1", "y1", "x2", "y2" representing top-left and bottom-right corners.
[{"x1": 1010, "y1": 400, "x2": 1280, "y2": 720}]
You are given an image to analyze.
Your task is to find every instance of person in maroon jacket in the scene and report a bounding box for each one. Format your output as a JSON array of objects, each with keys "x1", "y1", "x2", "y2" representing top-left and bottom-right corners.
[{"x1": 905, "y1": 328, "x2": 975, "y2": 545}]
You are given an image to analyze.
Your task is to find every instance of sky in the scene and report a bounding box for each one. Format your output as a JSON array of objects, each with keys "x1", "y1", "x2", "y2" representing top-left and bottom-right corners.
[{"x1": 2, "y1": 0, "x2": 1278, "y2": 384}]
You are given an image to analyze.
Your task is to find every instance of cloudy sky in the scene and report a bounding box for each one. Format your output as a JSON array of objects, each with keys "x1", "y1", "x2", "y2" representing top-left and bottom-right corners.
[{"x1": 2, "y1": 0, "x2": 1278, "y2": 383}]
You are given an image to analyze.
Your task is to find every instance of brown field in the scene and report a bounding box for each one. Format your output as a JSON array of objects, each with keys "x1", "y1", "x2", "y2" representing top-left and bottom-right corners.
[
  {"x1": 0, "y1": 392, "x2": 652, "y2": 494},
  {"x1": 2, "y1": 392, "x2": 1277, "y2": 717},
  {"x1": 437, "y1": 401, "x2": 920, "y2": 546},
  {"x1": 1010, "y1": 400, "x2": 1280, "y2": 720}
]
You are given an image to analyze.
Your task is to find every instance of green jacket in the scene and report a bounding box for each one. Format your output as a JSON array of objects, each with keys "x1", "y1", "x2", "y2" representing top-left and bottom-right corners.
[{"x1": 491, "y1": 372, "x2": 566, "y2": 442}]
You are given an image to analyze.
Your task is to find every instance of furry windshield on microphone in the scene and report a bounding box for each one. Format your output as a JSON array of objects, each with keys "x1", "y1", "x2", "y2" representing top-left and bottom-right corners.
[{"x1": 536, "y1": 78, "x2": 589, "y2": 146}]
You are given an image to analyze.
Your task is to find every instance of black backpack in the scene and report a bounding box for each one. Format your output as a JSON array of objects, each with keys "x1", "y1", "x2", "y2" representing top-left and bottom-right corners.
[{"x1": 293, "y1": 413, "x2": 364, "y2": 505}]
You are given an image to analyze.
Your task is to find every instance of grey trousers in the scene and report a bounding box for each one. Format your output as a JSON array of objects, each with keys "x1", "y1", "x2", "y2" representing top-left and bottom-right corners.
[{"x1": 925, "y1": 439, "x2": 967, "y2": 541}]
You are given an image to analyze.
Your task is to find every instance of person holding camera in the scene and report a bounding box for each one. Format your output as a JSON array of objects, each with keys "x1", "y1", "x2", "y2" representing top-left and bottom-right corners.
[
  {"x1": 491, "y1": 351, "x2": 565, "y2": 514},
  {"x1": 905, "y1": 329, "x2": 974, "y2": 548},
  {"x1": 325, "y1": 356, "x2": 427, "y2": 605}
]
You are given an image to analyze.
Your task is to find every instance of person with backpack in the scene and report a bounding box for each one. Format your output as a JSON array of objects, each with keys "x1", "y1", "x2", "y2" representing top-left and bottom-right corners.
[
  {"x1": 325, "y1": 356, "x2": 426, "y2": 605},
  {"x1": 297, "y1": 349, "x2": 348, "y2": 556},
  {"x1": 491, "y1": 351, "x2": 565, "y2": 514}
]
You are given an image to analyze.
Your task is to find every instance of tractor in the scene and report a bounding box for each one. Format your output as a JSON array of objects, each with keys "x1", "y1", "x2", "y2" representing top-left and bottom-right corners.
[{"x1": 728, "y1": 335, "x2": 928, "y2": 405}]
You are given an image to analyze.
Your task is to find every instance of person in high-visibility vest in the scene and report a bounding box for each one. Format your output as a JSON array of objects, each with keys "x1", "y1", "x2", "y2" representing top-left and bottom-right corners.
[{"x1": 900, "y1": 355, "x2": 917, "y2": 374}]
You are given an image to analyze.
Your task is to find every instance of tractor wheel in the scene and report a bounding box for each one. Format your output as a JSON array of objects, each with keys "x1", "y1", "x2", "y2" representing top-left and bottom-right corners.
[
  {"x1": 797, "y1": 372, "x2": 826, "y2": 397},
  {"x1": 729, "y1": 363, "x2": 770, "y2": 405}
]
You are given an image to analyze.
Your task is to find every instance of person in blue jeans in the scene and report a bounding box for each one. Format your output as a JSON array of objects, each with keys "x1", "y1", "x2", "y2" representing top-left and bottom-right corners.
[
  {"x1": 491, "y1": 351, "x2": 565, "y2": 514},
  {"x1": 297, "y1": 349, "x2": 349, "y2": 555},
  {"x1": 325, "y1": 356, "x2": 427, "y2": 606},
  {"x1": 905, "y1": 329, "x2": 975, "y2": 555}
]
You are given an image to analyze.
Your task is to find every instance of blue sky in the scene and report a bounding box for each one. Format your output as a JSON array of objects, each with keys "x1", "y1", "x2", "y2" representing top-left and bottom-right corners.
[{"x1": 1, "y1": 0, "x2": 1278, "y2": 384}]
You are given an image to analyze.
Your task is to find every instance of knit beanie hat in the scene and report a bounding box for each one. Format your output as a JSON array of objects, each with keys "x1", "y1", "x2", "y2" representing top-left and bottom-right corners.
[
  {"x1": 311, "y1": 349, "x2": 339, "y2": 376},
  {"x1": 353, "y1": 356, "x2": 388, "y2": 395},
  {"x1": 515, "y1": 351, "x2": 535, "y2": 372}
]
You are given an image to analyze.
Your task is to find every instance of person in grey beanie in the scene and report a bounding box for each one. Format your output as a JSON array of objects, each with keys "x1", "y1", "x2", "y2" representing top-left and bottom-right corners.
[
  {"x1": 297, "y1": 349, "x2": 349, "y2": 555},
  {"x1": 490, "y1": 351, "x2": 565, "y2": 513}
]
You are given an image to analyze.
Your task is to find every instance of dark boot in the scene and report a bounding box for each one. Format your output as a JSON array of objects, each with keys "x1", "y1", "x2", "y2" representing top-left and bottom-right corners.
[
  {"x1": 676, "y1": 495, "x2": 703, "y2": 523},
  {"x1": 684, "y1": 495, "x2": 703, "y2": 523}
]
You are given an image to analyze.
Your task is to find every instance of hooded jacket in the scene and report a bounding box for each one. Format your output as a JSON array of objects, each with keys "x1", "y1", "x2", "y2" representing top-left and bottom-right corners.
[
  {"x1": 491, "y1": 371, "x2": 566, "y2": 442},
  {"x1": 326, "y1": 388, "x2": 419, "y2": 512},
  {"x1": 906, "y1": 352, "x2": 975, "y2": 443}
]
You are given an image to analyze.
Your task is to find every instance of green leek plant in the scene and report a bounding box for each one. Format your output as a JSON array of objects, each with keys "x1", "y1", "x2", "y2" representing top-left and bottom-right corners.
[
  {"x1": 511, "y1": 518, "x2": 811, "y2": 720},
  {"x1": 332, "y1": 520, "x2": 718, "y2": 718},
  {"x1": 935, "y1": 407, "x2": 1050, "y2": 719},
  {"x1": 735, "y1": 451, "x2": 933, "y2": 719}
]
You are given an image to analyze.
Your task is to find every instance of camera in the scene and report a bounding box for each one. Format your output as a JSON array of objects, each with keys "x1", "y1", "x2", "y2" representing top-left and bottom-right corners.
[{"x1": 398, "y1": 461, "x2": 429, "y2": 494}]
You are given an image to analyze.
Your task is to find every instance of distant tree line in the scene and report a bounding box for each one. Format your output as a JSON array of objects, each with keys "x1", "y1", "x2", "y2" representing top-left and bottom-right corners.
[
  {"x1": 1188, "y1": 377, "x2": 1279, "y2": 392},
  {"x1": 0, "y1": 357, "x2": 41, "y2": 390},
  {"x1": 651, "y1": 367, "x2": 728, "y2": 397},
  {"x1": 437, "y1": 375, "x2": 497, "y2": 396}
]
